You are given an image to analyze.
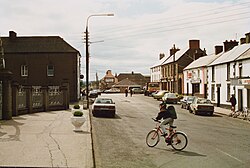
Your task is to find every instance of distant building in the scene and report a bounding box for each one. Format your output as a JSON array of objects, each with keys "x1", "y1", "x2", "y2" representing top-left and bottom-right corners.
[
  {"x1": 151, "y1": 40, "x2": 206, "y2": 94},
  {"x1": 99, "y1": 70, "x2": 118, "y2": 90}
]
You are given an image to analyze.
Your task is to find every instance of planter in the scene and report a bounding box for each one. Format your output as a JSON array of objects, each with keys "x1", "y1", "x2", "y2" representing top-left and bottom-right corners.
[{"x1": 70, "y1": 115, "x2": 86, "y2": 132}]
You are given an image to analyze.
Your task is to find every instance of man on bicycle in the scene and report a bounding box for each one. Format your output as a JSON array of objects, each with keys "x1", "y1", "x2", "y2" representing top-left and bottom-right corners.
[{"x1": 155, "y1": 102, "x2": 177, "y2": 138}]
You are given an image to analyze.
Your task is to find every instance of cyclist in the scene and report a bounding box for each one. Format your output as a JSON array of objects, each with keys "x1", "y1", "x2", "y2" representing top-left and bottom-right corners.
[{"x1": 154, "y1": 102, "x2": 177, "y2": 144}]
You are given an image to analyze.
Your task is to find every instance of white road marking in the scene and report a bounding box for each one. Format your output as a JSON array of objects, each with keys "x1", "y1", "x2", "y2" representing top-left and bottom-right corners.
[{"x1": 216, "y1": 148, "x2": 243, "y2": 163}]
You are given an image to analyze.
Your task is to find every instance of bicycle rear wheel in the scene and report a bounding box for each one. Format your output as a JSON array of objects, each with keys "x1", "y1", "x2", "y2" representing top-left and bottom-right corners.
[
  {"x1": 146, "y1": 130, "x2": 160, "y2": 147},
  {"x1": 170, "y1": 131, "x2": 188, "y2": 151}
]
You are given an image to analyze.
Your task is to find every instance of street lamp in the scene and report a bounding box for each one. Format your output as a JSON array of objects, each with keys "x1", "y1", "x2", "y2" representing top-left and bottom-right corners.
[{"x1": 85, "y1": 13, "x2": 114, "y2": 109}]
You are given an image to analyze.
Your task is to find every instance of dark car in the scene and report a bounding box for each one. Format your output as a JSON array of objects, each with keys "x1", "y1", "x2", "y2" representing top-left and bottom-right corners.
[
  {"x1": 180, "y1": 96, "x2": 196, "y2": 110},
  {"x1": 89, "y1": 90, "x2": 98, "y2": 98},
  {"x1": 189, "y1": 97, "x2": 214, "y2": 116},
  {"x1": 92, "y1": 97, "x2": 116, "y2": 118}
]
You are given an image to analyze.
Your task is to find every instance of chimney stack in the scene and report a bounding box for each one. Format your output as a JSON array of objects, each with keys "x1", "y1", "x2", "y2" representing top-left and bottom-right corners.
[
  {"x1": 159, "y1": 53, "x2": 165, "y2": 60},
  {"x1": 189, "y1": 40, "x2": 200, "y2": 49},
  {"x1": 214, "y1": 45, "x2": 223, "y2": 55},
  {"x1": 223, "y1": 40, "x2": 238, "y2": 52},
  {"x1": 240, "y1": 38, "x2": 246, "y2": 45},
  {"x1": 245, "y1": 32, "x2": 250, "y2": 44},
  {"x1": 9, "y1": 31, "x2": 17, "y2": 39},
  {"x1": 169, "y1": 48, "x2": 180, "y2": 56}
]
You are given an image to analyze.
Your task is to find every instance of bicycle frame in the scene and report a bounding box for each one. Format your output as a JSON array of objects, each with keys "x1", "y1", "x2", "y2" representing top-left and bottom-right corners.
[{"x1": 146, "y1": 118, "x2": 188, "y2": 151}]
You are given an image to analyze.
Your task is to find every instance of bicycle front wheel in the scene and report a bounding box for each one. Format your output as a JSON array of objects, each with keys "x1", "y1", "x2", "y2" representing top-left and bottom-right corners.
[
  {"x1": 146, "y1": 130, "x2": 160, "y2": 147},
  {"x1": 170, "y1": 131, "x2": 188, "y2": 151}
]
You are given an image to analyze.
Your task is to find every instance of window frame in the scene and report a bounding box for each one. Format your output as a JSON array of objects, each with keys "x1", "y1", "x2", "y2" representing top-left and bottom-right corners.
[
  {"x1": 21, "y1": 65, "x2": 28, "y2": 77},
  {"x1": 47, "y1": 65, "x2": 54, "y2": 77}
]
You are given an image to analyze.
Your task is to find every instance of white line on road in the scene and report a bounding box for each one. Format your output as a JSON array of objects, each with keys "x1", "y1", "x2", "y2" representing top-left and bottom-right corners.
[{"x1": 216, "y1": 148, "x2": 243, "y2": 163}]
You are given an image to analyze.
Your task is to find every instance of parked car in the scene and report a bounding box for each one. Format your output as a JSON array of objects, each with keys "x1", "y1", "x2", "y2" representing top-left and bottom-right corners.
[
  {"x1": 180, "y1": 96, "x2": 196, "y2": 109},
  {"x1": 162, "y1": 93, "x2": 178, "y2": 104},
  {"x1": 132, "y1": 88, "x2": 144, "y2": 94},
  {"x1": 151, "y1": 90, "x2": 159, "y2": 97},
  {"x1": 103, "y1": 88, "x2": 120, "y2": 93},
  {"x1": 92, "y1": 97, "x2": 116, "y2": 117},
  {"x1": 189, "y1": 97, "x2": 214, "y2": 116},
  {"x1": 89, "y1": 90, "x2": 98, "y2": 98},
  {"x1": 153, "y1": 90, "x2": 168, "y2": 100}
]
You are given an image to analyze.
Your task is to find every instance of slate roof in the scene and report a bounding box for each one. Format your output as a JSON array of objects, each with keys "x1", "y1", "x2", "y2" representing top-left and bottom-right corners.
[
  {"x1": 236, "y1": 47, "x2": 250, "y2": 60},
  {"x1": 151, "y1": 47, "x2": 189, "y2": 68},
  {"x1": 117, "y1": 72, "x2": 147, "y2": 86},
  {"x1": 114, "y1": 78, "x2": 138, "y2": 87},
  {"x1": 209, "y1": 43, "x2": 250, "y2": 66},
  {"x1": 1, "y1": 36, "x2": 79, "y2": 54},
  {"x1": 184, "y1": 53, "x2": 222, "y2": 70}
]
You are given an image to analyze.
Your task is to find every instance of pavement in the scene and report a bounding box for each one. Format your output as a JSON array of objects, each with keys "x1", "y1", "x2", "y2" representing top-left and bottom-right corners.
[
  {"x1": 0, "y1": 104, "x2": 93, "y2": 168},
  {"x1": 214, "y1": 106, "x2": 232, "y2": 116},
  {"x1": 0, "y1": 103, "x2": 247, "y2": 168}
]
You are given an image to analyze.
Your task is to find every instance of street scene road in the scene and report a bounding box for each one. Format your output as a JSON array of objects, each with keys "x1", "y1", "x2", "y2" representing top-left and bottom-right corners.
[{"x1": 91, "y1": 94, "x2": 250, "y2": 168}]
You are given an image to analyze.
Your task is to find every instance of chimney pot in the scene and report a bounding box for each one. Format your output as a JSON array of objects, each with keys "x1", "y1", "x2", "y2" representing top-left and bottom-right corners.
[{"x1": 223, "y1": 40, "x2": 238, "y2": 52}]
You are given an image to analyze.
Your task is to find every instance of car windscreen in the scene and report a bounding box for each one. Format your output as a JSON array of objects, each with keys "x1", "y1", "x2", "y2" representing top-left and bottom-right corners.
[
  {"x1": 96, "y1": 99, "x2": 113, "y2": 104},
  {"x1": 197, "y1": 99, "x2": 211, "y2": 104}
]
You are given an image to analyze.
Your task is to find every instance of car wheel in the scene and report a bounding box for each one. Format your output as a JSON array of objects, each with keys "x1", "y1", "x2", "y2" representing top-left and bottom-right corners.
[
  {"x1": 210, "y1": 112, "x2": 213, "y2": 116},
  {"x1": 189, "y1": 109, "x2": 192, "y2": 113},
  {"x1": 181, "y1": 104, "x2": 183, "y2": 108},
  {"x1": 194, "y1": 110, "x2": 198, "y2": 115}
]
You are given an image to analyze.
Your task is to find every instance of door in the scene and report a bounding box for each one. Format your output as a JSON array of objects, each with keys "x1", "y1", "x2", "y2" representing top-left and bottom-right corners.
[
  {"x1": 238, "y1": 89, "x2": 243, "y2": 111},
  {"x1": 217, "y1": 87, "x2": 220, "y2": 107}
]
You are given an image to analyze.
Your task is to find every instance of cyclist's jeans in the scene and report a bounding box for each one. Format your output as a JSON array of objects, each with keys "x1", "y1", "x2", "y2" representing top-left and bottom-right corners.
[{"x1": 160, "y1": 118, "x2": 174, "y2": 134}]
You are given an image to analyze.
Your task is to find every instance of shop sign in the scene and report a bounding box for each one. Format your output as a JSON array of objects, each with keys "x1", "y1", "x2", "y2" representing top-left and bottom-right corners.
[
  {"x1": 191, "y1": 78, "x2": 201, "y2": 83},
  {"x1": 242, "y1": 78, "x2": 250, "y2": 85}
]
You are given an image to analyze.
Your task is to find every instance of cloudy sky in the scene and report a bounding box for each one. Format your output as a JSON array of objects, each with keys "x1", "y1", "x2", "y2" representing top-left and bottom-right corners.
[{"x1": 1, "y1": 0, "x2": 250, "y2": 81}]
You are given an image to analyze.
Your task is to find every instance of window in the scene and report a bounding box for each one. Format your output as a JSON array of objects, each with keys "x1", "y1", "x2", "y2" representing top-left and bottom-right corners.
[
  {"x1": 227, "y1": 63, "x2": 230, "y2": 81},
  {"x1": 239, "y1": 63, "x2": 242, "y2": 78},
  {"x1": 47, "y1": 65, "x2": 54, "y2": 77},
  {"x1": 227, "y1": 84, "x2": 230, "y2": 101},
  {"x1": 21, "y1": 65, "x2": 28, "y2": 77},
  {"x1": 212, "y1": 66, "x2": 215, "y2": 82}
]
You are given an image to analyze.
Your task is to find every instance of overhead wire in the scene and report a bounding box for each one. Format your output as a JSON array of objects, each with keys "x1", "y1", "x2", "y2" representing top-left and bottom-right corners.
[{"x1": 88, "y1": 2, "x2": 250, "y2": 41}]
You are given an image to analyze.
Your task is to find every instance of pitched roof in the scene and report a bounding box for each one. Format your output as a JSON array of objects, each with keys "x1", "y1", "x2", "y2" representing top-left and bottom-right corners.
[
  {"x1": 209, "y1": 43, "x2": 250, "y2": 66},
  {"x1": 151, "y1": 47, "x2": 189, "y2": 68},
  {"x1": 114, "y1": 78, "x2": 137, "y2": 87},
  {"x1": 236, "y1": 47, "x2": 250, "y2": 60},
  {"x1": 184, "y1": 53, "x2": 222, "y2": 70},
  {"x1": 2, "y1": 35, "x2": 79, "y2": 54},
  {"x1": 117, "y1": 72, "x2": 147, "y2": 86}
]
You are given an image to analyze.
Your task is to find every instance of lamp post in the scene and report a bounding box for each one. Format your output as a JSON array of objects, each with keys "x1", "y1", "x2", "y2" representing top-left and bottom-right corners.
[{"x1": 85, "y1": 13, "x2": 114, "y2": 109}]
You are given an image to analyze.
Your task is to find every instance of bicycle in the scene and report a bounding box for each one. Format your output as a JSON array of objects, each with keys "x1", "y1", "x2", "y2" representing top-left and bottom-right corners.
[
  {"x1": 231, "y1": 107, "x2": 249, "y2": 120},
  {"x1": 242, "y1": 107, "x2": 249, "y2": 120},
  {"x1": 146, "y1": 118, "x2": 188, "y2": 151}
]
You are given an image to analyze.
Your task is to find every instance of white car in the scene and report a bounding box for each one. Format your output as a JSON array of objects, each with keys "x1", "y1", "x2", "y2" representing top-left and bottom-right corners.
[
  {"x1": 92, "y1": 97, "x2": 116, "y2": 118},
  {"x1": 189, "y1": 97, "x2": 214, "y2": 116}
]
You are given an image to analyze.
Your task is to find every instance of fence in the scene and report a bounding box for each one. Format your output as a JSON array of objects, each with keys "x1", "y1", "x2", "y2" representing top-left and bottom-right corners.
[{"x1": 12, "y1": 83, "x2": 69, "y2": 116}]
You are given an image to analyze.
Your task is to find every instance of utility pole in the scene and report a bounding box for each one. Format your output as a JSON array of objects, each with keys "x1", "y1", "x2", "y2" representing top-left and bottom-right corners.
[
  {"x1": 84, "y1": 13, "x2": 114, "y2": 109},
  {"x1": 172, "y1": 44, "x2": 176, "y2": 93}
]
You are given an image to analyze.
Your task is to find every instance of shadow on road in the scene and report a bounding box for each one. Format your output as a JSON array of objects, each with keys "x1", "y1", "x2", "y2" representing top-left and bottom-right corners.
[{"x1": 173, "y1": 150, "x2": 207, "y2": 157}]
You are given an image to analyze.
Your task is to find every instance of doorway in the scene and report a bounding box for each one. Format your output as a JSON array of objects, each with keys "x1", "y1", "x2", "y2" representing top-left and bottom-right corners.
[{"x1": 238, "y1": 89, "x2": 243, "y2": 111}]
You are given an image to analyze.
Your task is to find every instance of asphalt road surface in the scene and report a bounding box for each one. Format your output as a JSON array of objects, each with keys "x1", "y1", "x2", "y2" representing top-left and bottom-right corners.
[{"x1": 91, "y1": 93, "x2": 250, "y2": 168}]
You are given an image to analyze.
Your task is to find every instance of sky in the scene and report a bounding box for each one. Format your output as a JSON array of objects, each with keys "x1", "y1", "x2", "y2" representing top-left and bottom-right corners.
[{"x1": 0, "y1": 0, "x2": 250, "y2": 81}]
